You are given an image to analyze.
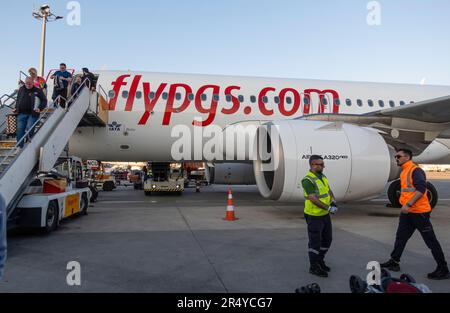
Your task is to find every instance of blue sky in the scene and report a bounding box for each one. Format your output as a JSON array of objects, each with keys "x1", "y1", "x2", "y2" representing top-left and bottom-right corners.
[{"x1": 1, "y1": 0, "x2": 450, "y2": 95}]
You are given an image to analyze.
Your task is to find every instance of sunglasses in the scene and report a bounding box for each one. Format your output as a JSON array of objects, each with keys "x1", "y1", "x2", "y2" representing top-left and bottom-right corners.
[{"x1": 395, "y1": 155, "x2": 405, "y2": 159}]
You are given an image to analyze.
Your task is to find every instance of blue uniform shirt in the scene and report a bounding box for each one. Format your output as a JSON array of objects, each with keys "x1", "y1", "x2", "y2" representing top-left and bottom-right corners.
[
  {"x1": 412, "y1": 168, "x2": 427, "y2": 194},
  {"x1": 53, "y1": 71, "x2": 72, "y2": 89}
]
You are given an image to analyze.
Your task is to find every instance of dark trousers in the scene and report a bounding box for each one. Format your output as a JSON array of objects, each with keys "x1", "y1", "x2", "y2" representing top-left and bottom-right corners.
[
  {"x1": 52, "y1": 88, "x2": 68, "y2": 108},
  {"x1": 391, "y1": 212, "x2": 447, "y2": 267},
  {"x1": 305, "y1": 213, "x2": 332, "y2": 265}
]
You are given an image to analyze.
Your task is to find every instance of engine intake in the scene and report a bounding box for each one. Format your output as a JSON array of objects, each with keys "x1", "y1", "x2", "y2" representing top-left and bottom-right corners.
[{"x1": 253, "y1": 120, "x2": 399, "y2": 202}]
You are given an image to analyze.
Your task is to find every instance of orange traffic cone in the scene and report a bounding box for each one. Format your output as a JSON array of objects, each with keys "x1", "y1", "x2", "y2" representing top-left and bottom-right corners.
[{"x1": 223, "y1": 188, "x2": 239, "y2": 221}]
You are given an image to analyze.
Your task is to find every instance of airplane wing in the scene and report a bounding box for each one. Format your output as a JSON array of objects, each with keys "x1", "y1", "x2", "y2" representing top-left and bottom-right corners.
[
  {"x1": 300, "y1": 95, "x2": 450, "y2": 154},
  {"x1": 365, "y1": 95, "x2": 450, "y2": 123}
]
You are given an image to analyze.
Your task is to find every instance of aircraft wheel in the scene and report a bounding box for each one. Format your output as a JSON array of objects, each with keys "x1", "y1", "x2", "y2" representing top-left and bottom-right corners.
[
  {"x1": 426, "y1": 181, "x2": 438, "y2": 209},
  {"x1": 387, "y1": 180, "x2": 401, "y2": 208}
]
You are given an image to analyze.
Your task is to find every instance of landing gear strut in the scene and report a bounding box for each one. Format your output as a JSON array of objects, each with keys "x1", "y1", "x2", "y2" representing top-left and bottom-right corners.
[{"x1": 387, "y1": 179, "x2": 438, "y2": 209}]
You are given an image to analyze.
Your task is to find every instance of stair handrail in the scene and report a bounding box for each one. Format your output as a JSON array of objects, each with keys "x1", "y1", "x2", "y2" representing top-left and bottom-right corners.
[
  {"x1": 0, "y1": 91, "x2": 19, "y2": 133},
  {"x1": 0, "y1": 92, "x2": 17, "y2": 107},
  {"x1": 18, "y1": 71, "x2": 29, "y2": 84},
  {"x1": 0, "y1": 78, "x2": 92, "y2": 169},
  {"x1": 95, "y1": 84, "x2": 109, "y2": 115},
  {"x1": 98, "y1": 84, "x2": 109, "y2": 102}
]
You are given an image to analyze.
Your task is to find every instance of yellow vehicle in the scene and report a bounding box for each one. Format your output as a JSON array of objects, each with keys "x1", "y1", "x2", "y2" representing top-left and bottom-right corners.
[{"x1": 10, "y1": 156, "x2": 91, "y2": 233}]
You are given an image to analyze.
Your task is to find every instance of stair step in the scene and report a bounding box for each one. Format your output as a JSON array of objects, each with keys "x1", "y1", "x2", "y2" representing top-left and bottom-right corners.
[
  {"x1": 0, "y1": 150, "x2": 17, "y2": 157},
  {"x1": 0, "y1": 164, "x2": 9, "y2": 172},
  {"x1": 0, "y1": 142, "x2": 16, "y2": 148},
  {"x1": 0, "y1": 156, "x2": 14, "y2": 165}
]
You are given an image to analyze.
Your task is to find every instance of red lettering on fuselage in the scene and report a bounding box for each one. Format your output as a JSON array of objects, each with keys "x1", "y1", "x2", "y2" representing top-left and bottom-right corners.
[
  {"x1": 107, "y1": 75, "x2": 341, "y2": 126},
  {"x1": 124, "y1": 75, "x2": 142, "y2": 111},
  {"x1": 258, "y1": 87, "x2": 276, "y2": 116},
  {"x1": 138, "y1": 82, "x2": 167, "y2": 125},
  {"x1": 163, "y1": 84, "x2": 193, "y2": 125},
  {"x1": 108, "y1": 74, "x2": 130, "y2": 110},
  {"x1": 279, "y1": 88, "x2": 301, "y2": 116},
  {"x1": 193, "y1": 85, "x2": 220, "y2": 127},
  {"x1": 221, "y1": 86, "x2": 241, "y2": 115},
  {"x1": 303, "y1": 89, "x2": 340, "y2": 114}
]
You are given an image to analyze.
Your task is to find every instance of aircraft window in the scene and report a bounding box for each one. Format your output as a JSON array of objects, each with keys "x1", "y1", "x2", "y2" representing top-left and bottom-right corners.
[
  {"x1": 400, "y1": 101, "x2": 406, "y2": 106},
  {"x1": 286, "y1": 97, "x2": 292, "y2": 104},
  {"x1": 368, "y1": 100, "x2": 374, "y2": 107},
  {"x1": 149, "y1": 92, "x2": 155, "y2": 99},
  {"x1": 346, "y1": 99, "x2": 352, "y2": 106},
  {"x1": 262, "y1": 96, "x2": 268, "y2": 103},
  {"x1": 238, "y1": 95, "x2": 244, "y2": 102},
  {"x1": 175, "y1": 93, "x2": 182, "y2": 100},
  {"x1": 274, "y1": 96, "x2": 280, "y2": 104},
  {"x1": 334, "y1": 99, "x2": 341, "y2": 106},
  {"x1": 225, "y1": 94, "x2": 232, "y2": 102},
  {"x1": 122, "y1": 91, "x2": 129, "y2": 99},
  {"x1": 108, "y1": 90, "x2": 116, "y2": 98},
  {"x1": 201, "y1": 94, "x2": 207, "y2": 101},
  {"x1": 303, "y1": 97, "x2": 309, "y2": 105},
  {"x1": 136, "y1": 91, "x2": 142, "y2": 99},
  {"x1": 250, "y1": 95, "x2": 256, "y2": 103},
  {"x1": 188, "y1": 93, "x2": 194, "y2": 101},
  {"x1": 162, "y1": 92, "x2": 168, "y2": 100},
  {"x1": 389, "y1": 100, "x2": 395, "y2": 107},
  {"x1": 410, "y1": 101, "x2": 415, "y2": 104},
  {"x1": 213, "y1": 94, "x2": 220, "y2": 101},
  {"x1": 357, "y1": 99, "x2": 363, "y2": 107},
  {"x1": 379, "y1": 100, "x2": 385, "y2": 107},
  {"x1": 321, "y1": 97, "x2": 328, "y2": 105}
]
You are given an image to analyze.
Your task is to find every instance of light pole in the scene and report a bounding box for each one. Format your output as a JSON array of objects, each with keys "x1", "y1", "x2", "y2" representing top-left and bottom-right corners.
[{"x1": 32, "y1": 5, "x2": 63, "y2": 77}]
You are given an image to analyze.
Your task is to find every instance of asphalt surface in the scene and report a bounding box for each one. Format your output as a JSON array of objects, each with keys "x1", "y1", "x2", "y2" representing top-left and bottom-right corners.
[{"x1": 1, "y1": 179, "x2": 449, "y2": 293}]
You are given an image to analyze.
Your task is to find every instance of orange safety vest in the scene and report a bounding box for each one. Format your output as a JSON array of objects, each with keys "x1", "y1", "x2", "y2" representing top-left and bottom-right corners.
[{"x1": 399, "y1": 160, "x2": 431, "y2": 213}]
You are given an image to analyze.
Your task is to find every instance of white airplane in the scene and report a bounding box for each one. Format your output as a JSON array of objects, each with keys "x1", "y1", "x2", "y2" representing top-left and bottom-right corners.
[{"x1": 59, "y1": 70, "x2": 450, "y2": 206}]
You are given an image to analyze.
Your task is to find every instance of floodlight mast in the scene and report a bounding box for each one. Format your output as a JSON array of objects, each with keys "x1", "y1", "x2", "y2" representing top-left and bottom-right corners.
[{"x1": 32, "y1": 5, "x2": 63, "y2": 77}]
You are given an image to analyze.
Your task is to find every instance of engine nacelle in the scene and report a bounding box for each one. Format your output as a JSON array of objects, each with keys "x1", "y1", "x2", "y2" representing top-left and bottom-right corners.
[
  {"x1": 208, "y1": 163, "x2": 256, "y2": 185},
  {"x1": 253, "y1": 120, "x2": 399, "y2": 202}
]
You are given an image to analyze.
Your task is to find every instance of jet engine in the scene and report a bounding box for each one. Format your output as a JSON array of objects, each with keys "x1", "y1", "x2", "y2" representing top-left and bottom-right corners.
[{"x1": 253, "y1": 120, "x2": 400, "y2": 202}]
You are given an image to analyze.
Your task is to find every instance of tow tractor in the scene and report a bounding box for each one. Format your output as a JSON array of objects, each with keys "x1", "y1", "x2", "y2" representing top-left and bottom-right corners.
[
  {"x1": 9, "y1": 156, "x2": 91, "y2": 233},
  {"x1": 91, "y1": 161, "x2": 116, "y2": 191},
  {"x1": 144, "y1": 162, "x2": 185, "y2": 195}
]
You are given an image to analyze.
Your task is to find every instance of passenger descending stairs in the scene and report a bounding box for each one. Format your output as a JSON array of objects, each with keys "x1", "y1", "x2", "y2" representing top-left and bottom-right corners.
[{"x1": 0, "y1": 83, "x2": 106, "y2": 224}]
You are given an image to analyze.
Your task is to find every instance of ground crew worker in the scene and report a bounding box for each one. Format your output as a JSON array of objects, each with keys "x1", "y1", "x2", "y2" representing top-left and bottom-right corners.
[
  {"x1": 381, "y1": 149, "x2": 449, "y2": 280},
  {"x1": 301, "y1": 155, "x2": 338, "y2": 278}
]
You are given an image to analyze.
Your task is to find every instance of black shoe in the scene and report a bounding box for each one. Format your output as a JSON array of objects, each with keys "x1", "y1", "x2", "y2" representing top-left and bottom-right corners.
[
  {"x1": 427, "y1": 265, "x2": 450, "y2": 280},
  {"x1": 309, "y1": 264, "x2": 328, "y2": 278},
  {"x1": 319, "y1": 260, "x2": 331, "y2": 272},
  {"x1": 380, "y1": 259, "x2": 400, "y2": 272}
]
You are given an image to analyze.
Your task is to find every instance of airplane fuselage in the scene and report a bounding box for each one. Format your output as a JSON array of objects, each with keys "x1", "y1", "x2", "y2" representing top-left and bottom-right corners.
[{"x1": 66, "y1": 71, "x2": 450, "y2": 163}]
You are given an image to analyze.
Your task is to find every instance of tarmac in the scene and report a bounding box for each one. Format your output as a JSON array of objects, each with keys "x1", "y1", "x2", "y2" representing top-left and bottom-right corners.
[{"x1": 1, "y1": 175, "x2": 449, "y2": 293}]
